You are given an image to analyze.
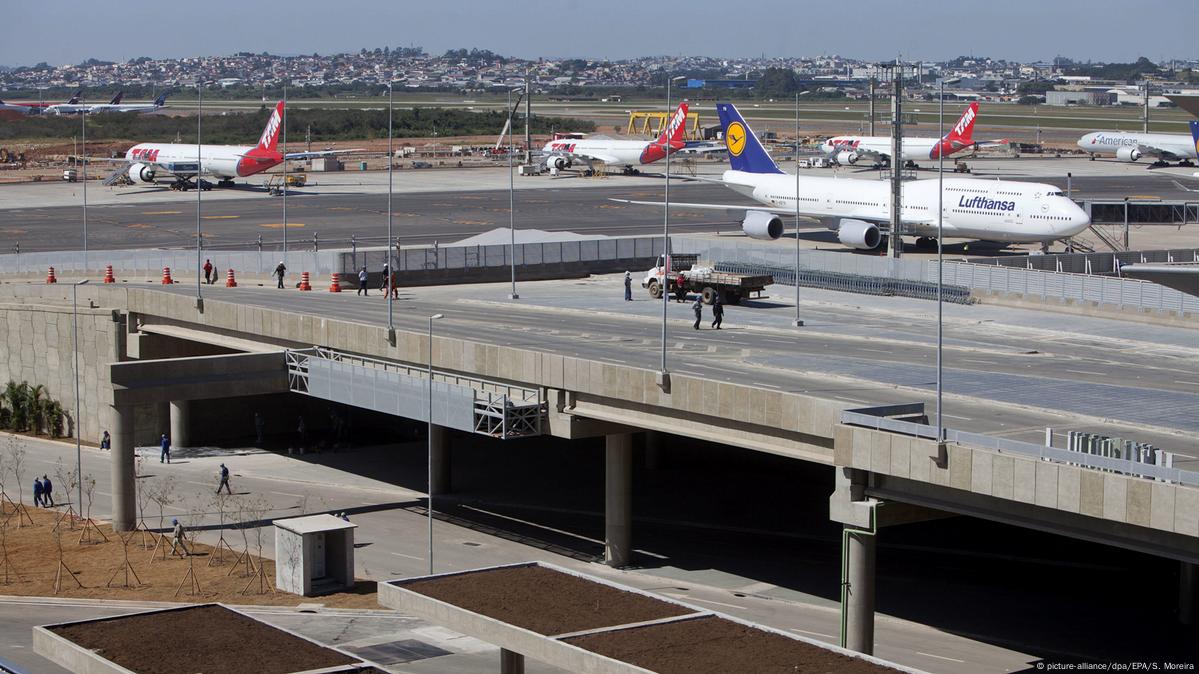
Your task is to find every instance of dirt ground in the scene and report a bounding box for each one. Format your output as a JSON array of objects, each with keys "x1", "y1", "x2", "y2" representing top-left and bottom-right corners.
[
  {"x1": 401, "y1": 565, "x2": 691, "y2": 635},
  {"x1": 51, "y1": 604, "x2": 359, "y2": 674},
  {"x1": 565, "y1": 615, "x2": 901, "y2": 674},
  {"x1": 0, "y1": 503, "x2": 378, "y2": 608}
]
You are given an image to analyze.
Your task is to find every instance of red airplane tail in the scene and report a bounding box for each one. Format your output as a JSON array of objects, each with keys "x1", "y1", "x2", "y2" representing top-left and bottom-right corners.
[
  {"x1": 654, "y1": 102, "x2": 689, "y2": 147},
  {"x1": 253, "y1": 101, "x2": 285, "y2": 154},
  {"x1": 943, "y1": 101, "x2": 978, "y2": 145}
]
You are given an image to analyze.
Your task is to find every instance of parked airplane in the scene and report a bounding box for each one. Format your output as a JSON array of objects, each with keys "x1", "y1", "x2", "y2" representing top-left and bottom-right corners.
[
  {"x1": 1076, "y1": 127, "x2": 1198, "y2": 166},
  {"x1": 0, "y1": 91, "x2": 80, "y2": 119},
  {"x1": 85, "y1": 92, "x2": 170, "y2": 114},
  {"x1": 44, "y1": 91, "x2": 106, "y2": 115},
  {"x1": 99, "y1": 100, "x2": 358, "y2": 189},
  {"x1": 615, "y1": 103, "x2": 1090, "y2": 251},
  {"x1": 820, "y1": 102, "x2": 1001, "y2": 166},
  {"x1": 539, "y1": 102, "x2": 690, "y2": 174}
]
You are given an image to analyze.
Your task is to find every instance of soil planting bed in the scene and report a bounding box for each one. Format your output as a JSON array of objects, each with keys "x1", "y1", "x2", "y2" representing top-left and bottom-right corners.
[
  {"x1": 399, "y1": 565, "x2": 691, "y2": 635},
  {"x1": 565, "y1": 615, "x2": 902, "y2": 674},
  {"x1": 50, "y1": 604, "x2": 358, "y2": 674}
]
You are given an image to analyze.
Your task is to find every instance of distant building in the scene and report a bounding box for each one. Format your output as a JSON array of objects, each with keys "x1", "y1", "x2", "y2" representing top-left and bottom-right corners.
[
  {"x1": 1045, "y1": 90, "x2": 1115, "y2": 106},
  {"x1": 684, "y1": 79, "x2": 756, "y2": 89}
]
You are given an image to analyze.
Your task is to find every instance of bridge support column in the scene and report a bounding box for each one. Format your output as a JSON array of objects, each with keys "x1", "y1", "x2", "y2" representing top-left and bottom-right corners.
[
  {"x1": 843, "y1": 525, "x2": 877, "y2": 655},
  {"x1": 605, "y1": 432, "x2": 633, "y2": 567},
  {"x1": 169, "y1": 400, "x2": 191, "y2": 447},
  {"x1": 1182, "y1": 561, "x2": 1198, "y2": 626},
  {"x1": 111, "y1": 404, "x2": 136, "y2": 532},
  {"x1": 430, "y1": 425, "x2": 451, "y2": 496},
  {"x1": 500, "y1": 649, "x2": 524, "y2": 674}
]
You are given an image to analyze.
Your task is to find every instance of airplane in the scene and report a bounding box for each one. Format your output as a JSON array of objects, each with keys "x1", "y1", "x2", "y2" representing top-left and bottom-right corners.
[
  {"x1": 539, "y1": 102, "x2": 690, "y2": 175},
  {"x1": 43, "y1": 91, "x2": 101, "y2": 115},
  {"x1": 1076, "y1": 127, "x2": 1198, "y2": 167},
  {"x1": 98, "y1": 100, "x2": 359, "y2": 190},
  {"x1": 0, "y1": 90, "x2": 81, "y2": 119},
  {"x1": 85, "y1": 91, "x2": 170, "y2": 115},
  {"x1": 820, "y1": 102, "x2": 1003, "y2": 167},
  {"x1": 614, "y1": 102, "x2": 1090, "y2": 251}
]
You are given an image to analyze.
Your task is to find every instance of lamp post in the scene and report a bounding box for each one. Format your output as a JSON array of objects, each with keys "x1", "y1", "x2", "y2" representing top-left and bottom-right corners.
[
  {"x1": 793, "y1": 90, "x2": 811, "y2": 328},
  {"x1": 387, "y1": 82, "x2": 396, "y2": 343},
  {"x1": 71, "y1": 279, "x2": 89, "y2": 513},
  {"x1": 282, "y1": 84, "x2": 288, "y2": 267},
  {"x1": 508, "y1": 87, "x2": 520, "y2": 300},
  {"x1": 426, "y1": 312, "x2": 444, "y2": 576},
  {"x1": 81, "y1": 111, "x2": 87, "y2": 270},
  {"x1": 196, "y1": 84, "x2": 203, "y2": 309},
  {"x1": 660, "y1": 75, "x2": 685, "y2": 379},
  {"x1": 936, "y1": 77, "x2": 959, "y2": 448}
]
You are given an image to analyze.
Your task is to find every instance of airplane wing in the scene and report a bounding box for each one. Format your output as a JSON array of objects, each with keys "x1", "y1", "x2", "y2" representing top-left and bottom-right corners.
[
  {"x1": 844, "y1": 147, "x2": 888, "y2": 164},
  {"x1": 1135, "y1": 143, "x2": 1186, "y2": 161},
  {"x1": 680, "y1": 141, "x2": 727, "y2": 154},
  {"x1": 284, "y1": 149, "x2": 364, "y2": 160},
  {"x1": 610, "y1": 198, "x2": 934, "y2": 227}
]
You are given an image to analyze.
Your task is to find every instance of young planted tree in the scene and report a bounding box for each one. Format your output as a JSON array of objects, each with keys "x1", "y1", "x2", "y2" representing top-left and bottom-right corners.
[
  {"x1": 227, "y1": 495, "x2": 257, "y2": 578},
  {"x1": 105, "y1": 530, "x2": 142, "y2": 589},
  {"x1": 0, "y1": 520, "x2": 19, "y2": 584},
  {"x1": 7, "y1": 439, "x2": 33, "y2": 527},
  {"x1": 173, "y1": 505, "x2": 202, "y2": 598},
  {"x1": 77, "y1": 474, "x2": 108, "y2": 545},
  {"x1": 207, "y1": 491, "x2": 236, "y2": 567},
  {"x1": 146, "y1": 476, "x2": 179, "y2": 563},
  {"x1": 240, "y1": 495, "x2": 274, "y2": 595},
  {"x1": 52, "y1": 459, "x2": 80, "y2": 531},
  {"x1": 134, "y1": 456, "x2": 157, "y2": 549},
  {"x1": 0, "y1": 443, "x2": 11, "y2": 518},
  {"x1": 52, "y1": 526, "x2": 81, "y2": 595}
]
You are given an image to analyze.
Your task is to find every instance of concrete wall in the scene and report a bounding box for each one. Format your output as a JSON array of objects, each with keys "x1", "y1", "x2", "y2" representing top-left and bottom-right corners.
[{"x1": 0, "y1": 296, "x2": 122, "y2": 443}]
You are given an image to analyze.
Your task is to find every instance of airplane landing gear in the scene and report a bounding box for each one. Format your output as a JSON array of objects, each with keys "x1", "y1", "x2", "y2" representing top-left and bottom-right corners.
[
  {"x1": 915, "y1": 236, "x2": 937, "y2": 249},
  {"x1": 217, "y1": 179, "x2": 235, "y2": 187}
]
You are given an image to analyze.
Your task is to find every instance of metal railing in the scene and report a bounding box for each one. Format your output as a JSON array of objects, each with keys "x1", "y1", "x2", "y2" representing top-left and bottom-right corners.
[{"x1": 840, "y1": 407, "x2": 1199, "y2": 488}]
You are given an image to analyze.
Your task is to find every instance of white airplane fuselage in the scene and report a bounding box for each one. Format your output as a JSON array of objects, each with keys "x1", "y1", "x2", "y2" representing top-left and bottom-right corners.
[
  {"x1": 123, "y1": 143, "x2": 279, "y2": 180},
  {"x1": 540, "y1": 138, "x2": 663, "y2": 167},
  {"x1": 821, "y1": 136, "x2": 942, "y2": 162},
  {"x1": 724, "y1": 170, "x2": 1090, "y2": 242},
  {"x1": 1077, "y1": 131, "x2": 1198, "y2": 161}
]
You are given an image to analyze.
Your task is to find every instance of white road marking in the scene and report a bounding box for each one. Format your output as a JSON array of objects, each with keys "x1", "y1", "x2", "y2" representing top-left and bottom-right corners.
[
  {"x1": 750, "y1": 382, "x2": 782, "y2": 389},
  {"x1": 1173, "y1": 380, "x2": 1199, "y2": 387},
  {"x1": 789, "y1": 628, "x2": 837, "y2": 639},
  {"x1": 942, "y1": 413, "x2": 973, "y2": 421},
  {"x1": 661, "y1": 594, "x2": 746, "y2": 611},
  {"x1": 1065, "y1": 369, "x2": 1106, "y2": 376},
  {"x1": 916, "y1": 652, "x2": 967, "y2": 663},
  {"x1": 270, "y1": 491, "x2": 306, "y2": 498},
  {"x1": 389, "y1": 552, "x2": 423, "y2": 561},
  {"x1": 860, "y1": 347, "x2": 891, "y2": 354}
]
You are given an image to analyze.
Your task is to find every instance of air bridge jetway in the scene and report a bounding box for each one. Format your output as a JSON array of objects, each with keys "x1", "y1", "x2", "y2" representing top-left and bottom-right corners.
[{"x1": 25, "y1": 280, "x2": 1196, "y2": 661}]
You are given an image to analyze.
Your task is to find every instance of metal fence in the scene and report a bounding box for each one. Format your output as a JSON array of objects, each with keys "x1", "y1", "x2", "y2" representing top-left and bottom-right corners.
[
  {"x1": 343, "y1": 236, "x2": 666, "y2": 275},
  {"x1": 972, "y1": 248, "x2": 1199, "y2": 276},
  {"x1": 0, "y1": 247, "x2": 344, "y2": 276}
]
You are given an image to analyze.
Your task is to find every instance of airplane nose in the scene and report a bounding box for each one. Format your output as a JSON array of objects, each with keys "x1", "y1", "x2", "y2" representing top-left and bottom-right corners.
[
  {"x1": 1057, "y1": 202, "x2": 1091, "y2": 235},
  {"x1": 1077, "y1": 133, "x2": 1093, "y2": 150}
]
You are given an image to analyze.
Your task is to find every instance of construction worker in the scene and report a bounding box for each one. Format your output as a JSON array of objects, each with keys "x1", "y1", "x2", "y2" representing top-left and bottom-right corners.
[
  {"x1": 203, "y1": 258, "x2": 213, "y2": 284},
  {"x1": 711, "y1": 295, "x2": 724, "y2": 330},
  {"x1": 42, "y1": 474, "x2": 54, "y2": 507},
  {"x1": 32, "y1": 476, "x2": 43, "y2": 507},
  {"x1": 623, "y1": 271, "x2": 632, "y2": 301},
  {"x1": 216, "y1": 463, "x2": 232, "y2": 494},
  {"x1": 357, "y1": 266, "x2": 369, "y2": 296},
  {"x1": 160, "y1": 433, "x2": 171, "y2": 464},
  {"x1": 692, "y1": 296, "x2": 703, "y2": 330},
  {"x1": 274, "y1": 261, "x2": 287, "y2": 289},
  {"x1": 170, "y1": 519, "x2": 189, "y2": 557}
]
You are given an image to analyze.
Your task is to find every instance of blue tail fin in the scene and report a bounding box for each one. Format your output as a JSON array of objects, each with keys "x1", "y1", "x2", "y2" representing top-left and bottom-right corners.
[
  {"x1": 154, "y1": 92, "x2": 169, "y2": 107},
  {"x1": 1190, "y1": 121, "x2": 1199, "y2": 156},
  {"x1": 716, "y1": 103, "x2": 783, "y2": 174}
]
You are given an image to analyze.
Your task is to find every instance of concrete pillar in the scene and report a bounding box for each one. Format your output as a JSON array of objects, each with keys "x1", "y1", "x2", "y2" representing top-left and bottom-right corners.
[
  {"x1": 844, "y1": 526, "x2": 877, "y2": 655},
  {"x1": 430, "y1": 424, "x2": 451, "y2": 496},
  {"x1": 169, "y1": 400, "x2": 190, "y2": 448},
  {"x1": 500, "y1": 649, "x2": 524, "y2": 674},
  {"x1": 1182, "y1": 561, "x2": 1198, "y2": 626},
  {"x1": 605, "y1": 433, "x2": 633, "y2": 567},
  {"x1": 644, "y1": 430, "x2": 662, "y2": 471},
  {"x1": 111, "y1": 405, "x2": 136, "y2": 532}
]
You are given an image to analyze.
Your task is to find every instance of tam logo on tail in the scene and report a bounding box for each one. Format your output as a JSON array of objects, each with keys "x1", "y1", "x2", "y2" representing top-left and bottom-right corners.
[
  {"x1": 656, "y1": 102, "x2": 689, "y2": 144},
  {"x1": 257, "y1": 101, "x2": 285, "y2": 152},
  {"x1": 945, "y1": 102, "x2": 979, "y2": 143}
]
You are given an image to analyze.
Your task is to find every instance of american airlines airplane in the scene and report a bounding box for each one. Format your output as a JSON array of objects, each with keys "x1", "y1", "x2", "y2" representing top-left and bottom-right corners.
[
  {"x1": 539, "y1": 102, "x2": 690, "y2": 174},
  {"x1": 820, "y1": 102, "x2": 1001, "y2": 166},
  {"x1": 100, "y1": 100, "x2": 357, "y2": 189},
  {"x1": 1076, "y1": 128, "x2": 1198, "y2": 166},
  {"x1": 84, "y1": 92, "x2": 170, "y2": 115},
  {"x1": 617, "y1": 103, "x2": 1090, "y2": 251}
]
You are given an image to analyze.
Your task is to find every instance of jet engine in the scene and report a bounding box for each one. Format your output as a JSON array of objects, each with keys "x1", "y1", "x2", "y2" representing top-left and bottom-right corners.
[
  {"x1": 129, "y1": 163, "x2": 156, "y2": 183},
  {"x1": 835, "y1": 151, "x2": 859, "y2": 165},
  {"x1": 1115, "y1": 147, "x2": 1142, "y2": 162},
  {"x1": 545, "y1": 156, "x2": 571, "y2": 170},
  {"x1": 837, "y1": 219, "x2": 882, "y2": 250},
  {"x1": 742, "y1": 210, "x2": 784, "y2": 240}
]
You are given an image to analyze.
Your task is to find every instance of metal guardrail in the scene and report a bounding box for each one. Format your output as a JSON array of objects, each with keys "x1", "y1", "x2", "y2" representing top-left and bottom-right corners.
[
  {"x1": 840, "y1": 408, "x2": 1199, "y2": 488},
  {"x1": 286, "y1": 347, "x2": 544, "y2": 438},
  {"x1": 973, "y1": 248, "x2": 1199, "y2": 276},
  {"x1": 343, "y1": 236, "x2": 666, "y2": 276}
]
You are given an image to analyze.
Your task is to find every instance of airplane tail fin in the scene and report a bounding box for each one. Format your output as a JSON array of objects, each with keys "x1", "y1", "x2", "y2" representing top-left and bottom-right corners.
[
  {"x1": 1189, "y1": 121, "x2": 1199, "y2": 153},
  {"x1": 67, "y1": 90, "x2": 81, "y2": 105},
  {"x1": 255, "y1": 101, "x2": 285, "y2": 153},
  {"x1": 715, "y1": 103, "x2": 784, "y2": 174},
  {"x1": 153, "y1": 92, "x2": 169, "y2": 107},
  {"x1": 943, "y1": 101, "x2": 979, "y2": 144},
  {"x1": 109, "y1": 91, "x2": 124, "y2": 105},
  {"x1": 654, "y1": 102, "x2": 689, "y2": 146}
]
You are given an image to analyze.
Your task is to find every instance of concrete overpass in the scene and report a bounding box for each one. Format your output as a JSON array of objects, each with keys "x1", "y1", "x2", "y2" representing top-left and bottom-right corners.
[{"x1": 2, "y1": 280, "x2": 1197, "y2": 657}]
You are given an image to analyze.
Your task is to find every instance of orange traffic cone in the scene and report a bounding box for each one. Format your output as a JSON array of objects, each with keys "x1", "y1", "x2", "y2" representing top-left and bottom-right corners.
[
  {"x1": 103, "y1": 265, "x2": 115, "y2": 284},
  {"x1": 225, "y1": 269, "x2": 238, "y2": 288},
  {"x1": 299, "y1": 271, "x2": 311, "y2": 291},
  {"x1": 161, "y1": 267, "x2": 174, "y2": 284},
  {"x1": 328, "y1": 272, "x2": 341, "y2": 293},
  {"x1": 46, "y1": 266, "x2": 57, "y2": 284}
]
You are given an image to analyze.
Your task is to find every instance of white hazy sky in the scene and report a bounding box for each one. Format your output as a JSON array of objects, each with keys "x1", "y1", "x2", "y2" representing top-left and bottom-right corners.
[{"x1": 4, "y1": 0, "x2": 1193, "y2": 67}]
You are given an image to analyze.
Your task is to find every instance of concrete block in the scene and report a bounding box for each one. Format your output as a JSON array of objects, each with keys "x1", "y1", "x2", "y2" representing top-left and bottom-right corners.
[
  {"x1": 889, "y1": 436, "x2": 911, "y2": 479},
  {"x1": 870, "y1": 432, "x2": 891, "y2": 474},
  {"x1": 717, "y1": 383, "x2": 736, "y2": 419},
  {"x1": 948, "y1": 444, "x2": 972, "y2": 491},
  {"x1": 908, "y1": 440, "x2": 932, "y2": 483},
  {"x1": 1078, "y1": 469, "x2": 1104, "y2": 518},
  {"x1": 1033, "y1": 462, "x2": 1059, "y2": 509},
  {"x1": 778, "y1": 394, "x2": 799, "y2": 432},
  {"x1": 1150, "y1": 483, "x2": 1177, "y2": 532},
  {"x1": 851, "y1": 429, "x2": 870, "y2": 469},
  {"x1": 1014, "y1": 459, "x2": 1037, "y2": 504},
  {"x1": 992, "y1": 455, "x2": 1014, "y2": 501},
  {"x1": 1125, "y1": 479, "x2": 1152, "y2": 528},
  {"x1": 1056, "y1": 465, "x2": 1080, "y2": 514},
  {"x1": 1176, "y1": 487, "x2": 1199, "y2": 537},
  {"x1": 833, "y1": 425, "x2": 853, "y2": 466},
  {"x1": 1102, "y1": 474, "x2": 1128, "y2": 523},
  {"x1": 749, "y1": 388, "x2": 766, "y2": 426},
  {"x1": 685, "y1": 377, "x2": 703, "y2": 413},
  {"x1": 702, "y1": 379, "x2": 718, "y2": 416},
  {"x1": 970, "y1": 450, "x2": 994, "y2": 496}
]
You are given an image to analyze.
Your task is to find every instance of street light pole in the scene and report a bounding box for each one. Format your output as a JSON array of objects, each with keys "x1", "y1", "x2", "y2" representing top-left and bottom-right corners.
[
  {"x1": 81, "y1": 112, "x2": 87, "y2": 270},
  {"x1": 196, "y1": 84, "x2": 203, "y2": 308},
  {"x1": 387, "y1": 82, "x2": 395, "y2": 343},
  {"x1": 508, "y1": 87, "x2": 519, "y2": 300},
  {"x1": 426, "y1": 312, "x2": 444, "y2": 576},
  {"x1": 72, "y1": 279, "x2": 89, "y2": 513},
  {"x1": 282, "y1": 84, "x2": 288, "y2": 267},
  {"x1": 661, "y1": 75, "x2": 684, "y2": 378},
  {"x1": 935, "y1": 78, "x2": 958, "y2": 449},
  {"x1": 793, "y1": 91, "x2": 808, "y2": 328}
]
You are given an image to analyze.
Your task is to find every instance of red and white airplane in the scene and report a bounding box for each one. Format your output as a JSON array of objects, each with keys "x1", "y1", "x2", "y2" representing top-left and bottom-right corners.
[
  {"x1": 820, "y1": 102, "x2": 1002, "y2": 166},
  {"x1": 102, "y1": 100, "x2": 357, "y2": 189},
  {"x1": 0, "y1": 91, "x2": 81, "y2": 120},
  {"x1": 539, "y1": 102, "x2": 691, "y2": 175}
]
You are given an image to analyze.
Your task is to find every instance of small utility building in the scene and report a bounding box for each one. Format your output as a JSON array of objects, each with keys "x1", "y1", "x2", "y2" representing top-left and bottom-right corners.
[{"x1": 274, "y1": 514, "x2": 357, "y2": 596}]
